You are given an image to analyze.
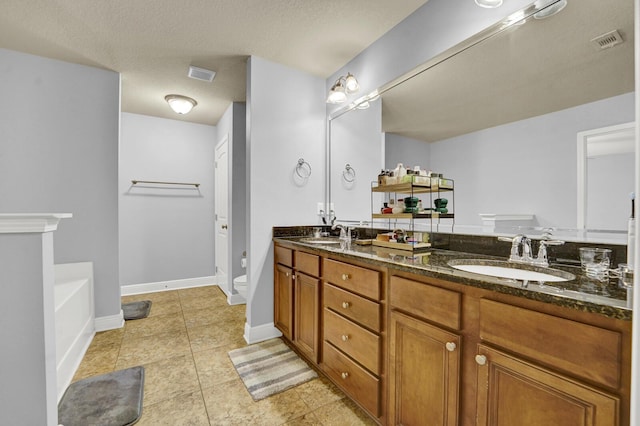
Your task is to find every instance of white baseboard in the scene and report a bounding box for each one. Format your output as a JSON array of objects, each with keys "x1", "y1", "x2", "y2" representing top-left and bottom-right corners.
[
  {"x1": 243, "y1": 321, "x2": 282, "y2": 344},
  {"x1": 227, "y1": 292, "x2": 246, "y2": 306},
  {"x1": 57, "y1": 321, "x2": 94, "y2": 402},
  {"x1": 121, "y1": 276, "x2": 217, "y2": 296},
  {"x1": 95, "y1": 310, "x2": 124, "y2": 332}
]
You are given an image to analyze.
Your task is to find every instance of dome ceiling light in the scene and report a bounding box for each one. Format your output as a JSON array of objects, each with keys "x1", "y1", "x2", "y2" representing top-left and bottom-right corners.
[{"x1": 165, "y1": 95, "x2": 197, "y2": 114}]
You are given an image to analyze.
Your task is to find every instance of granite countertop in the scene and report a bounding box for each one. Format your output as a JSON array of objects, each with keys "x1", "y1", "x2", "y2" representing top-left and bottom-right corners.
[{"x1": 274, "y1": 236, "x2": 633, "y2": 321}]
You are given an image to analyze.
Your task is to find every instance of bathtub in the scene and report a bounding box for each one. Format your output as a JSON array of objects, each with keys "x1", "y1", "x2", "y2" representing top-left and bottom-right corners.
[{"x1": 54, "y1": 262, "x2": 95, "y2": 401}]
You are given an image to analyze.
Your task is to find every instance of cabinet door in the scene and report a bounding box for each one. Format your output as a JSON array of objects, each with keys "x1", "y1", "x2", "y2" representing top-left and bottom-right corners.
[
  {"x1": 274, "y1": 263, "x2": 294, "y2": 340},
  {"x1": 388, "y1": 311, "x2": 460, "y2": 426},
  {"x1": 475, "y1": 345, "x2": 620, "y2": 426},
  {"x1": 294, "y1": 272, "x2": 319, "y2": 362}
]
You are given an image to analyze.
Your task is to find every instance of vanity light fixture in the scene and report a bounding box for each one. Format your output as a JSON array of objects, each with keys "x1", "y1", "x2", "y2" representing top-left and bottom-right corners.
[
  {"x1": 326, "y1": 73, "x2": 360, "y2": 104},
  {"x1": 165, "y1": 94, "x2": 197, "y2": 114},
  {"x1": 475, "y1": 0, "x2": 503, "y2": 8}
]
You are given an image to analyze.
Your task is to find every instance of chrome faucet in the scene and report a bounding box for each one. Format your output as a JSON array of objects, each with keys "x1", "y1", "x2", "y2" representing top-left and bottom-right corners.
[
  {"x1": 332, "y1": 223, "x2": 352, "y2": 249},
  {"x1": 498, "y1": 232, "x2": 564, "y2": 267},
  {"x1": 533, "y1": 231, "x2": 565, "y2": 267}
]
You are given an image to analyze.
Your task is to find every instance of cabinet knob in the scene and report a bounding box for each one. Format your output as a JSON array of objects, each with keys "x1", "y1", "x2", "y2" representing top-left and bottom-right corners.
[
  {"x1": 341, "y1": 372, "x2": 349, "y2": 380},
  {"x1": 341, "y1": 334, "x2": 350, "y2": 342},
  {"x1": 341, "y1": 273, "x2": 351, "y2": 281},
  {"x1": 285, "y1": 272, "x2": 289, "y2": 277},
  {"x1": 342, "y1": 301, "x2": 351, "y2": 309},
  {"x1": 292, "y1": 274, "x2": 296, "y2": 280},
  {"x1": 475, "y1": 354, "x2": 487, "y2": 366},
  {"x1": 445, "y1": 342, "x2": 457, "y2": 352}
]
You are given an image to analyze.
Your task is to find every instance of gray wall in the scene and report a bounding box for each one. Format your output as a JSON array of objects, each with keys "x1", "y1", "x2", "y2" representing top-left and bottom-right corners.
[
  {"x1": 385, "y1": 133, "x2": 432, "y2": 171},
  {"x1": 119, "y1": 112, "x2": 216, "y2": 286},
  {"x1": 246, "y1": 56, "x2": 325, "y2": 339},
  {"x1": 330, "y1": 101, "x2": 383, "y2": 222},
  {"x1": 0, "y1": 48, "x2": 120, "y2": 319},
  {"x1": 417, "y1": 92, "x2": 635, "y2": 229}
]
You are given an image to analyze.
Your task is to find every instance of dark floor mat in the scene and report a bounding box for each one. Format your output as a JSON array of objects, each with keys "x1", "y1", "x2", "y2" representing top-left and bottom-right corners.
[
  {"x1": 58, "y1": 366, "x2": 145, "y2": 426},
  {"x1": 122, "y1": 300, "x2": 152, "y2": 320}
]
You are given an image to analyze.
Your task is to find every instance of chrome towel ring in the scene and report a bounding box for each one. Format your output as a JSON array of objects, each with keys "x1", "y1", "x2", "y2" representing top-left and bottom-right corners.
[
  {"x1": 343, "y1": 164, "x2": 356, "y2": 182},
  {"x1": 295, "y1": 158, "x2": 312, "y2": 178}
]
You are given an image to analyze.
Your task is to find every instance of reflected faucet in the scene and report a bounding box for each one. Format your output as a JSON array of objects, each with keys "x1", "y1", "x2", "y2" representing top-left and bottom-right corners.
[{"x1": 498, "y1": 233, "x2": 564, "y2": 267}]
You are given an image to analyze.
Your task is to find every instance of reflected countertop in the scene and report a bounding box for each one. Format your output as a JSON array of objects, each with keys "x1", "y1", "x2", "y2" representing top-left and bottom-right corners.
[{"x1": 274, "y1": 237, "x2": 632, "y2": 321}]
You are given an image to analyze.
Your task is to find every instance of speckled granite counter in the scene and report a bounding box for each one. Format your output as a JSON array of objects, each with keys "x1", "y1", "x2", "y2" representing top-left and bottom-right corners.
[{"x1": 274, "y1": 236, "x2": 632, "y2": 321}]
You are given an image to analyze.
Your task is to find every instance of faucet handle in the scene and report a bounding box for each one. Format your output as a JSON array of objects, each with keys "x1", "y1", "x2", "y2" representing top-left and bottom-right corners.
[{"x1": 540, "y1": 239, "x2": 564, "y2": 247}]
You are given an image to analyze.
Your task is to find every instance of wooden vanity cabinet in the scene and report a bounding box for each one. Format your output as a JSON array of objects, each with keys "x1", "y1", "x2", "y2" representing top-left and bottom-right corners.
[
  {"x1": 274, "y1": 244, "x2": 321, "y2": 362},
  {"x1": 321, "y1": 258, "x2": 385, "y2": 420},
  {"x1": 293, "y1": 251, "x2": 320, "y2": 362},
  {"x1": 476, "y1": 299, "x2": 624, "y2": 426},
  {"x1": 386, "y1": 274, "x2": 631, "y2": 426},
  {"x1": 274, "y1": 242, "x2": 631, "y2": 426},
  {"x1": 475, "y1": 344, "x2": 619, "y2": 426},
  {"x1": 388, "y1": 277, "x2": 461, "y2": 426},
  {"x1": 274, "y1": 246, "x2": 294, "y2": 340}
]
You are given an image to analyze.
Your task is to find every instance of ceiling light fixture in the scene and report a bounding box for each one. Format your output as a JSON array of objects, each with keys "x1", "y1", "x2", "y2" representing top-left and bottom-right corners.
[
  {"x1": 327, "y1": 73, "x2": 360, "y2": 104},
  {"x1": 474, "y1": 0, "x2": 503, "y2": 9},
  {"x1": 165, "y1": 94, "x2": 197, "y2": 114},
  {"x1": 533, "y1": 0, "x2": 567, "y2": 19}
]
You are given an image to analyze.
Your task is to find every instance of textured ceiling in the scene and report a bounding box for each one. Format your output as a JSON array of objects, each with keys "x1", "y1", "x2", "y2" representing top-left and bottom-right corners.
[
  {"x1": 0, "y1": 0, "x2": 428, "y2": 125},
  {"x1": 382, "y1": 0, "x2": 635, "y2": 142}
]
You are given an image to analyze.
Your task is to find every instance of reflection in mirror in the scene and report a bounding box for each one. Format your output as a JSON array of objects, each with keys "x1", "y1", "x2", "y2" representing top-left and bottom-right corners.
[
  {"x1": 329, "y1": 0, "x2": 635, "y2": 242},
  {"x1": 578, "y1": 122, "x2": 635, "y2": 231}
]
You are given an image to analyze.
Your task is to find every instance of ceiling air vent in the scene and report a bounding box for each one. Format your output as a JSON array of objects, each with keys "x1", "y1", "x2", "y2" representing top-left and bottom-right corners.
[
  {"x1": 591, "y1": 30, "x2": 624, "y2": 50},
  {"x1": 188, "y1": 66, "x2": 216, "y2": 82}
]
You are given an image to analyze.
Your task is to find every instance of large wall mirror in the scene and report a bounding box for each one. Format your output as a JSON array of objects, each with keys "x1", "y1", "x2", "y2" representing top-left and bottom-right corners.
[{"x1": 328, "y1": 0, "x2": 635, "y2": 242}]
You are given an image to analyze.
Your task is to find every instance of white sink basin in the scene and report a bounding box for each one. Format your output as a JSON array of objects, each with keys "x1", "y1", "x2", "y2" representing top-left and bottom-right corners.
[{"x1": 447, "y1": 260, "x2": 575, "y2": 282}]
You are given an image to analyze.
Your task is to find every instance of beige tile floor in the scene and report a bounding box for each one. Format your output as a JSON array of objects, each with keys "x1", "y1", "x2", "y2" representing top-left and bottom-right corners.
[{"x1": 73, "y1": 285, "x2": 376, "y2": 425}]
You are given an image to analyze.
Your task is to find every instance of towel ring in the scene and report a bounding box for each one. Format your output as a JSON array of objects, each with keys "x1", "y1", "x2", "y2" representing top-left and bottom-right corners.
[
  {"x1": 343, "y1": 164, "x2": 356, "y2": 183},
  {"x1": 295, "y1": 158, "x2": 312, "y2": 178}
]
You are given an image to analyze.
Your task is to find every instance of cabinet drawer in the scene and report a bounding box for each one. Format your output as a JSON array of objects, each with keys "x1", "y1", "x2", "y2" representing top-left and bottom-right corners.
[
  {"x1": 324, "y1": 283, "x2": 381, "y2": 332},
  {"x1": 324, "y1": 258, "x2": 380, "y2": 300},
  {"x1": 323, "y1": 341, "x2": 380, "y2": 417},
  {"x1": 295, "y1": 251, "x2": 320, "y2": 277},
  {"x1": 479, "y1": 299, "x2": 622, "y2": 389},
  {"x1": 324, "y1": 308, "x2": 380, "y2": 374},
  {"x1": 390, "y1": 276, "x2": 461, "y2": 330},
  {"x1": 275, "y1": 245, "x2": 293, "y2": 267}
]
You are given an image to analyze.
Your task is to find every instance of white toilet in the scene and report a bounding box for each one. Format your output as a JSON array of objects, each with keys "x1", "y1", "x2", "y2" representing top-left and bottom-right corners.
[
  {"x1": 233, "y1": 255, "x2": 248, "y2": 298},
  {"x1": 233, "y1": 274, "x2": 247, "y2": 298}
]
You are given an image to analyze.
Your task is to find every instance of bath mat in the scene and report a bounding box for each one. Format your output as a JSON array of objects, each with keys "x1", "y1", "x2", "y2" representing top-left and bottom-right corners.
[
  {"x1": 122, "y1": 300, "x2": 152, "y2": 320},
  {"x1": 58, "y1": 366, "x2": 145, "y2": 426},
  {"x1": 228, "y1": 338, "x2": 317, "y2": 401}
]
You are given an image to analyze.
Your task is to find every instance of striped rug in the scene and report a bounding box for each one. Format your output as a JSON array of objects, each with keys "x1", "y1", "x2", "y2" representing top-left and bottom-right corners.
[{"x1": 228, "y1": 338, "x2": 318, "y2": 401}]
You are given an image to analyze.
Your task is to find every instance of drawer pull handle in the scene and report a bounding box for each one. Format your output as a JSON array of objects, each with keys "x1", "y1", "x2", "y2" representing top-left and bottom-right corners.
[
  {"x1": 341, "y1": 334, "x2": 350, "y2": 342},
  {"x1": 475, "y1": 354, "x2": 487, "y2": 366},
  {"x1": 341, "y1": 372, "x2": 349, "y2": 379},
  {"x1": 445, "y1": 342, "x2": 457, "y2": 352},
  {"x1": 341, "y1": 273, "x2": 351, "y2": 281},
  {"x1": 342, "y1": 301, "x2": 351, "y2": 309}
]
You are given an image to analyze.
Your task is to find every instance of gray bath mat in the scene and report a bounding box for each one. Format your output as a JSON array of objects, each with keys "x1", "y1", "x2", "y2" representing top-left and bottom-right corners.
[
  {"x1": 58, "y1": 366, "x2": 145, "y2": 426},
  {"x1": 122, "y1": 300, "x2": 152, "y2": 320}
]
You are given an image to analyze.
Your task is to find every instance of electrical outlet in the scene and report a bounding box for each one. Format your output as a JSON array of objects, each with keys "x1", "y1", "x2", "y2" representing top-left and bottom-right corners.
[{"x1": 317, "y1": 202, "x2": 324, "y2": 215}]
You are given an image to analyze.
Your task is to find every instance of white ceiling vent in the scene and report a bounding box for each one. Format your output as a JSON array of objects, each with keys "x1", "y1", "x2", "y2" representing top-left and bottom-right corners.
[
  {"x1": 188, "y1": 66, "x2": 216, "y2": 82},
  {"x1": 591, "y1": 30, "x2": 624, "y2": 50}
]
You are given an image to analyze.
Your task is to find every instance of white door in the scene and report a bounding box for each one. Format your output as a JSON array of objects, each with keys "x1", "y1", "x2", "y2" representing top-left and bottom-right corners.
[{"x1": 215, "y1": 136, "x2": 229, "y2": 295}]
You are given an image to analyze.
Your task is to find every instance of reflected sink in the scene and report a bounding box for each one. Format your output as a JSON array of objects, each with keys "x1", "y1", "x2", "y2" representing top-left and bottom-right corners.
[
  {"x1": 447, "y1": 259, "x2": 575, "y2": 282},
  {"x1": 299, "y1": 237, "x2": 342, "y2": 244}
]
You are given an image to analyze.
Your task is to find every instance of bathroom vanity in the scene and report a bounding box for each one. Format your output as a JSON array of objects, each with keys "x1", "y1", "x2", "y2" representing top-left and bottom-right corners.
[{"x1": 273, "y1": 233, "x2": 632, "y2": 426}]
